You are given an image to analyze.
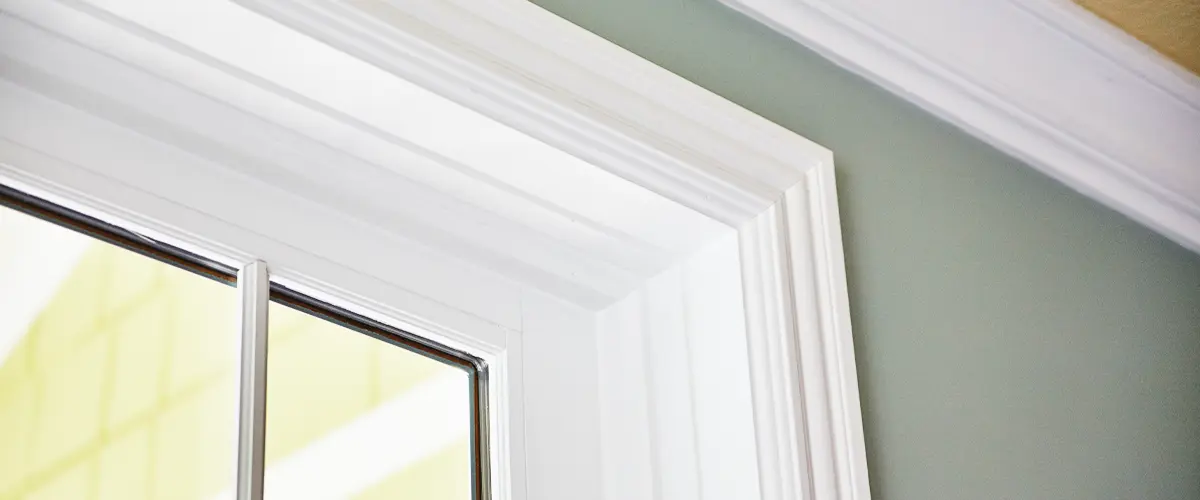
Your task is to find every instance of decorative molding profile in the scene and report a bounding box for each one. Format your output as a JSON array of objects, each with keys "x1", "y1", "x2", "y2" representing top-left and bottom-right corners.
[
  {"x1": 235, "y1": 0, "x2": 832, "y2": 224},
  {"x1": 0, "y1": 0, "x2": 869, "y2": 499},
  {"x1": 740, "y1": 165, "x2": 867, "y2": 500},
  {"x1": 721, "y1": 0, "x2": 1200, "y2": 253}
]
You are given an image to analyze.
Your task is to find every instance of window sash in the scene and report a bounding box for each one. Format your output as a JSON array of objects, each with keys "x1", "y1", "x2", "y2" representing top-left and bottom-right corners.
[{"x1": 0, "y1": 183, "x2": 489, "y2": 500}]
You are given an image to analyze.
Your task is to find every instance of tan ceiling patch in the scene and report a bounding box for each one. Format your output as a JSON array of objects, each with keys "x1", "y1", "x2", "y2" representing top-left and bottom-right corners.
[{"x1": 1073, "y1": 0, "x2": 1200, "y2": 76}]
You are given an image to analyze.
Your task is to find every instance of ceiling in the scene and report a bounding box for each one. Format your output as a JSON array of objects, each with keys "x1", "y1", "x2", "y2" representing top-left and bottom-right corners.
[{"x1": 1074, "y1": 0, "x2": 1200, "y2": 75}]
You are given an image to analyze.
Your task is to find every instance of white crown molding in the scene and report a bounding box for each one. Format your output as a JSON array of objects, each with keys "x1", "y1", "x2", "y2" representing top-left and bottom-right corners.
[
  {"x1": 721, "y1": 0, "x2": 1200, "y2": 253},
  {"x1": 0, "y1": 0, "x2": 868, "y2": 499}
]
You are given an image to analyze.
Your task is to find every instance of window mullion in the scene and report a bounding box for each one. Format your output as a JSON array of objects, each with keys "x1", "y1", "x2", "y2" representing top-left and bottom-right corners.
[{"x1": 236, "y1": 260, "x2": 270, "y2": 500}]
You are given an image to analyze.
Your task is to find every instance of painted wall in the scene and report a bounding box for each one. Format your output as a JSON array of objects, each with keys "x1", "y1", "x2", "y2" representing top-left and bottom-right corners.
[{"x1": 529, "y1": 1, "x2": 1200, "y2": 498}]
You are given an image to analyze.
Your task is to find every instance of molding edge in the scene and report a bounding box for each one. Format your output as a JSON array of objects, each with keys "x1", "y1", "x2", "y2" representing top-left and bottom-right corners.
[
  {"x1": 722, "y1": 0, "x2": 1200, "y2": 253},
  {"x1": 739, "y1": 163, "x2": 869, "y2": 500},
  {"x1": 233, "y1": 0, "x2": 834, "y2": 226}
]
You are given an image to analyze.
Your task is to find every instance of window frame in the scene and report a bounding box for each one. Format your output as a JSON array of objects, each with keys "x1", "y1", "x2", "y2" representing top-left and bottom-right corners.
[
  {"x1": 0, "y1": 0, "x2": 870, "y2": 499},
  {"x1": 0, "y1": 183, "x2": 490, "y2": 500}
]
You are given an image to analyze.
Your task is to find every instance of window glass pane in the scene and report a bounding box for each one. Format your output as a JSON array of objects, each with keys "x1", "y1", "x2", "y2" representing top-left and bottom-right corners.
[
  {"x1": 0, "y1": 204, "x2": 238, "y2": 500},
  {"x1": 264, "y1": 300, "x2": 472, "y2": 500}
]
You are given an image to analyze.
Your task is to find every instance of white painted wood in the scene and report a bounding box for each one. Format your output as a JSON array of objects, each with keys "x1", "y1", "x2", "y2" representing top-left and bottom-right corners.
[
  {"x1": 596, "y1": 192, "x2": 868, "y2": 500},
  {"x1": 597, "y1": 232, "x2": 773, "y2": 500},
  {"x1": 741, "y1": 203, "x2": 809, "y2": 500},
  {"x1": 519, "y1": 290, "x2": 603, "y2": 500},
  {"x1": 740, "y1": 165, "x2": 869, "y2": 500},
  {"x1": 681, "y1": 234, "x2": 762, "y2": 500},
  {"x1": 721, "y1": 0, "x2": 1200, "y2": 253},
  {"x1": 597, "y1": 264, "x2": 696, "y2": 500},
  {"x1": 486, "y1": 329, "x2": 526, "y2": 500},
  {"x1": 0, "y1": 79, "x2": 522, "y2": 333},
  {"x1": 0, "y1": 0, "x2": 727, "y2": 307},
  {"x1": 234, "y1": 0, "x2": 831, "y2": 226},
  {"x1": 641, "y1": 266, "x2": 702, "y2": 500},
  {"x1": 0, "y1": 0, "x2": 867, "y2": 499},
  {"x1": 595, "y1": 294, "x2": 656, "y2": 500}
]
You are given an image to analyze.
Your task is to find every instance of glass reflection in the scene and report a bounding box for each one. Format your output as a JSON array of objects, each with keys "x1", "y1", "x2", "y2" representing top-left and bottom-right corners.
[
  {"x1": 0, "y1": 205, "x2": 237, "y2": 500},
  {"x1": 263, "y1": 301, "x2": 471, "y2": 500}
]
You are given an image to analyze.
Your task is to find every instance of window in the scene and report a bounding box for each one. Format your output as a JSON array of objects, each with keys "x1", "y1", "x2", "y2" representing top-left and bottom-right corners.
[
  {"x1": 261, "y1": 291, "x2": 478, "y2": 500},
  {"x1": 0, "y1": 185, "x2": 485, "y2": 500},
  {"x1": 0, "y1": 194, "x2": 237, "y2": 499},
  {"x1": 0, "y1": 0, "x2": 867, "y2": 497}
]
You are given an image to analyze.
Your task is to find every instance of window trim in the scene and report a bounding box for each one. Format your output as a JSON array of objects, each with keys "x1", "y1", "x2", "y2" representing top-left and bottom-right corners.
[{"x1": 0, "y1": 0, "x2": 870, "y2": 499}]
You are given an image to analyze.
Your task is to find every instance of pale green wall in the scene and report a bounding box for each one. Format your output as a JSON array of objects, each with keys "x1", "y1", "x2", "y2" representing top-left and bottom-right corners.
[{"x1": 528, "y1": 1, "x2": 1200, "y2": 498}]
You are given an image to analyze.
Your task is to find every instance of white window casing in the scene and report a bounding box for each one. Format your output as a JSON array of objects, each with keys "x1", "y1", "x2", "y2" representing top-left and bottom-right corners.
[{"x1": 0, "y1": 0, "x2": 870, "y2": 499}]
